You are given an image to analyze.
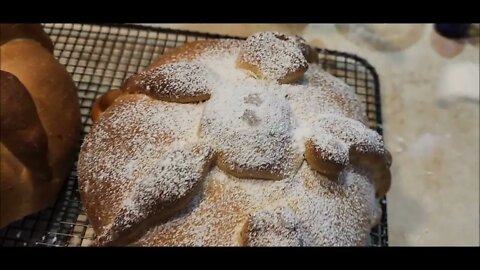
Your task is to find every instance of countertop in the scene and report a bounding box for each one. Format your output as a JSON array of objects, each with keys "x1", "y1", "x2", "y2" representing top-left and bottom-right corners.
[{"x1": 139, "y1": 24, "x2": 480, "y2": 246}]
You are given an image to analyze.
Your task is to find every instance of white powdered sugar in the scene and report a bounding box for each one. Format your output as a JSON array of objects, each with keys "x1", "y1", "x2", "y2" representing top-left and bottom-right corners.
[
  {"x1": 291, "y1": 65, "x2": 368, "y2": 125},
  {"x1": 238, "y1": 32, "x2": 308, "y2": 81},
  {"x1": 78, "y1": 37, "x2": 386, "y2": 246},
  {"x1": 311, "y1": 114, "x2": 385, "y2": 156},
  {"x1": 200, "y1": 85, "x2": 300, "y2": 178},
  {"x1": 311, "y1": 133, "x2": 350, "y2": 165},
  {"x1": 80, "y1": 97, "x2": 203, "y2": 184},
  {"x1": 245, "y1": 206, "x2": 304, "y2": 246},
  {"x1": 100, "y1": 142, "x2": 213, "y2": 243},
  {"x1": 120, "y1": 143, "x2": 211, "y2": 215},
  {"x1": 136, "y1": 62, "x2": 213, "y2": 100},
  {"x1": 130, "y1": 163, "x2": 377, "y2": 246},
  {"x1": 78, "y1": 96, "x2": 204, "y2": 232},
  {"x1": 292, "y1": 165, "x2": 376, "y2": 246}
]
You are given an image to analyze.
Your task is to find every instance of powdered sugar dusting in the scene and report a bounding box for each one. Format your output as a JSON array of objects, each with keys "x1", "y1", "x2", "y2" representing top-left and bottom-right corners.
[
  {"x1": 238, "y1": 32, "x2": 308, "y2": 82},
  {"x1": 312, "y1": 115, "x2": 385, "y2": 155},
  {"x1": 122, "y1": 142, "x2": 212, "y2": 214},
  {"x1": 130, "y1": 163, "x2": 376, "y2": 246},
  {"x1": 78, "y1": 36, "x2": 387, "y2": 246},
  {"x1": 311, "y1": 133, "x2": 350, "y2": 165},
  {"x1": 293, "y1": 165, "x2": 375, "y2": 246},
  {"x1": 99, "y1": 142, "x2": 214, "y2": 243},
  {"x1": 289, "y1": 65, "x2": 368, "y2": 126},
  {"x1": 134, "y1": 62, "x2": 212, "y2": 100},
  {"x1": 78, "y1": 96, "x2": 204, "y2": 232},
  {"x1": 200, "y1": 86, "x2": 302, "y2": 178},
  {"x1": 245, "y1": 206, "x2": 304, "y2": 246}
]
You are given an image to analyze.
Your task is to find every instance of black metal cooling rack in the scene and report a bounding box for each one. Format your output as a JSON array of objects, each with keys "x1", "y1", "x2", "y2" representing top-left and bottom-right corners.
[{"x1": 0, "y1": 23, "x2": 388, "y2": 247}]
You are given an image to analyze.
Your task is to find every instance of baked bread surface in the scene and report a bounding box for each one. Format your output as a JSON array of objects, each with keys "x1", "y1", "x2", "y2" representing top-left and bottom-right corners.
[
  {"x1": 0, "y1": 25, "x2": 81, "y2": 228},
  {"x1": 79, "y1": 32, "x2": 391, "y2": 246}
]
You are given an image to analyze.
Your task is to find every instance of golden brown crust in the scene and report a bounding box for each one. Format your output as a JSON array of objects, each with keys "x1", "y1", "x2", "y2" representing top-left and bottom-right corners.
[
  {"x1": 91, "y1": 89, "x2": 125, "y2": 123},
  {"x1": 240, "y1": 206, "x2": 304, "y2": 246},
  {"x1": 80, "y1": 95, "x2": 149, "y2": 235},
  {"x1": 303, "y1": 114, "x2": 390, "y2": 196},
  {"x1": 0, "y1": 24, "x2": 54, "y2": 53},
  {"x1": 0, "y1": 70, "x2": 51, "y2": 181},
  {"x1": 121, "y1": 39, "x2": 241, "y2": 97},
  {"x1": 1, "y1": 39, "x2": 82, "y2": 179},
  {"x1": 236, "y1": 32, "x2": 309, "y2": 83},
  {"x1": 350, "y1": 147, "x2": 392, "y2": 198},
  {"x1": 0, "y1": 38, "x2": 81, "y2": 228},
  {"x1": 78, "y1": 94, "x2": 206, "y2": 240},
  {"x1": 0, "y1": 143, "x2": 64, "y2": 228},
  {"x1": 87, "y1": 40, "x2": 244, "y2": 123},
  {"x1": 122, "y1": 62, "x2": 212, "y2": 103},
  {"x1": 127, "y1": 163, "x2": 376, "y2": 246},
  {"x1": 146, "y1": 40, "x2": 241, "y2": 69},
  {"x1": 216, "y1": 154, "x2": 285, "y2": 180},
  {"x1": 97, "y1": 143, "x2": 216, "y2": 246},
  {"x1": 100, "y1": 182, "x2": 203, "y2": 246},
  {"x1": 304, "y1": 140, "x2": 346, "y2": 180}
]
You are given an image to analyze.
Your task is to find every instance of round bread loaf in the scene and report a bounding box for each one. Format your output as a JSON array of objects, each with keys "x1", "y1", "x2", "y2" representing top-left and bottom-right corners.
[
  {"x1": 0, "y1": 24, "x2": 82, "y2": 228},
  {"x1": 79, "y1": 32, "x2": 391, "y2": 246}
]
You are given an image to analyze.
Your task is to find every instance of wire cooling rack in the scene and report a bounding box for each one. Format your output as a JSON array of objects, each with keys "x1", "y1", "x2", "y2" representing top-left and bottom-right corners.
[{"x1": 0, "y1": 23, "x2": 388, "y2": 247}]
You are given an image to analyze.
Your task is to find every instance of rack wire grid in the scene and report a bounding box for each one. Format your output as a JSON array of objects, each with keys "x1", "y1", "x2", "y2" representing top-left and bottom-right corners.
[{"x1": 0, "y1": 23, "x2": 388, "y2": 247}]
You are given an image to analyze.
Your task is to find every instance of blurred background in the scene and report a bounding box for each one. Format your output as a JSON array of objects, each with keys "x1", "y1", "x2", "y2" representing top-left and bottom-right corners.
[{"x1": 138, "y1": 24, "x2": 480, "y2": 246}]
